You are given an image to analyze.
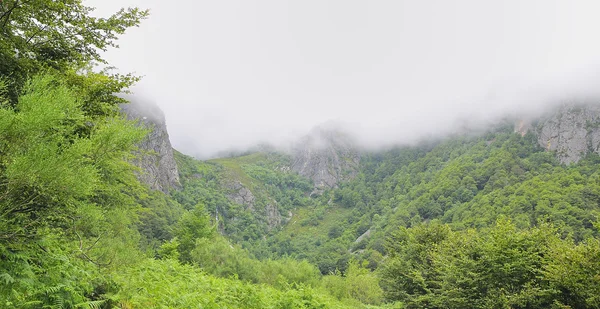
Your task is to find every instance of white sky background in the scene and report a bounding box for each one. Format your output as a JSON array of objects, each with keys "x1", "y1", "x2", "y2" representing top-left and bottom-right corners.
[{"x1": 86, "y1": 0, "x2": 600, "y2": 158}]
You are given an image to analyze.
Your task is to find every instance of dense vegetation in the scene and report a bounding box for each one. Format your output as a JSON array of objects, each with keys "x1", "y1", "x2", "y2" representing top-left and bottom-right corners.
[
  {"x1": 380, "y1": 219, "x2": 600, "y2": 308},
  {"x1": 255, "y1": 129, "x2": 600, "y2": 273},
  {"x1": 2, "y1": 1, "x2": 600, "y2": 308},
  {"x1": 0, "y1": 2, "x2": 365, "y2": 308},
  {"x1": 172, "y1": 126, "x2": 600, "y2": 308}
]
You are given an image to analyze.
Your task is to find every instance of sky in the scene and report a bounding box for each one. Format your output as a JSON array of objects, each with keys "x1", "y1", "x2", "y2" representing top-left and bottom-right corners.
[{"x1": 86, "y1": 0, "x2": 600, "y2": 158}]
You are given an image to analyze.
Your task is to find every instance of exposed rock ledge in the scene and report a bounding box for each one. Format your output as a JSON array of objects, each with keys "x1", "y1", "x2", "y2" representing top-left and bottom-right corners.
[
  {"x1": 515, "y1": 104, "x2": 600, "y2": 164},
  {"x1": 291, "y1": 126, "x2": 360, "y2": 195},
  {"x1": 121, "y1": 98, "x2": 180, "y2": 193}
]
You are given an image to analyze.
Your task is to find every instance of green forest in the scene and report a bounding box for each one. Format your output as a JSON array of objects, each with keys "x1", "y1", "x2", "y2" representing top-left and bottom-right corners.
[{"x1": 2, "y1": 1, "x2": 600, "y2": 309}]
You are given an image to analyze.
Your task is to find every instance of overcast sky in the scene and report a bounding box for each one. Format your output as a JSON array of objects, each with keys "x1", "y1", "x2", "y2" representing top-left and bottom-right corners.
[{"x1": 86, "y1": 0, "x2": 600, "y2": 158}]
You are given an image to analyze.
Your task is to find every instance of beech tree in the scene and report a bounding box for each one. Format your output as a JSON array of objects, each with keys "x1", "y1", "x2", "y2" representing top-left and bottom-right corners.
[
  {"x1": 0, "y1": 0, "x2": 148, "y2": 103},
  {"x1": 0, "y1": 1, "x2": 150, "y2": 306}
]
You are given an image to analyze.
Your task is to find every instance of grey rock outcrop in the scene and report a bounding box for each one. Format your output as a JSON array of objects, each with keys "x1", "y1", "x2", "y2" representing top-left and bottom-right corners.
[
  {"x1": 265, "y1": 202, "x2": 283, "y2": 230},
  {"x1": 517, "y1": 104, "x2": 600, "y2": 164},
  {"x1": 225, "y1": 181, "x2": 256, "y2": 211},
  {"x1": 121, "y1": 98, "x2": 180, "y2": 192},
  {"x1": 291, "y1": 126, "x2": 360, "y2": 195},
  {"x1": 535, "y1": 104, "x2": 600, "y2": 164},
  {"x1": 224, "y1": 180, "x2": 283, "y2": 230}
]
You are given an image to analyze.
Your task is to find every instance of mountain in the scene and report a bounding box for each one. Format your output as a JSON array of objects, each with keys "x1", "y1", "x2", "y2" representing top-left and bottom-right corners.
[
  {"x1": 120, "y1": 100, "x2": 600, "y2": 307},
  {"x1": 170, "y1": 101, "x2": 600, "y2": 259},
  {"x1": 131, "y1": 101, "x2": 600, "y2": 246},
  {"x1": 121, "y1": 98, "x2": 181, "y2": 193},
  {"x1": 519, "y1": 104, "x2": 600, "y2": 164},
  {"x1": 170, "y1": 126, "x2": 363, "y2": 242},
  {"x1": 291, "y1": 126, "x2": 360, "y2": 195}
]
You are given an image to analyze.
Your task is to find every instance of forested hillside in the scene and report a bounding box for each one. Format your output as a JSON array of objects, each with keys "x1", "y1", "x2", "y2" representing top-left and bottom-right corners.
[
  {"x1": 0, "y1": 2, "x2": 370, "y2": 308},
  {"x1": 2, "y1": 1, "x2": 600, "y2": 309},
  {"x1": 169, "y1": 118, "x2": 600, "y2": 308}
]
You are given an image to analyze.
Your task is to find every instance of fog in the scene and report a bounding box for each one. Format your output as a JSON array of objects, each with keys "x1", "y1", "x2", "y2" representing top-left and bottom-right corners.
[{"x1": 86, "y1": 0, "x2": 600, "y2": 158}]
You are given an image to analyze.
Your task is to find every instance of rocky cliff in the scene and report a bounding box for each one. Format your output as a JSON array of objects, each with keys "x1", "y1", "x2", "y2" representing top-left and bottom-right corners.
[
  {"x1": 516, "y1": 104, "x2": 600, "y2": 164},
  {"x1": 121, "y1": 98, "x2": 180, "y2": 192},
  {"x1": 223, "y1": 179, "x2": 284, "y2": 230},
  {"x1": 291, "y1": 126, "x2": 360, "y2": 195}
]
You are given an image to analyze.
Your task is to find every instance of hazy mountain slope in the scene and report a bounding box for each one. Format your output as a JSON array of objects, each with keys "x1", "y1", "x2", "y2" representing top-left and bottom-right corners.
[
  {"x1": 173, "y1": 151, "x2": 316, "y2": 243},
  {"x1": 164, "y1": 103, "x2": 600, "y2": 308},
  {"x1": 258, "y1": 122, "x2": 600, "y2": 274},
  {"x1": 291, "y1": 126, "x2": 360, "y2": 195},
  {"x1": 121, "y1": 98, "x2": 181, "y2": 193},
  {"x1": 171, "y1": 103, "x2": 600, "y2": 268}
]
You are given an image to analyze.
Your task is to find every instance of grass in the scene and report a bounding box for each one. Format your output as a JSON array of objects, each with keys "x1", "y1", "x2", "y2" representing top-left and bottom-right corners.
[
  {"x1": 283, "y1": 204, "x2": 354, "y2": 241},
  {"x1": 209, "y1": 153, "x2": 268, "y2": 189}
]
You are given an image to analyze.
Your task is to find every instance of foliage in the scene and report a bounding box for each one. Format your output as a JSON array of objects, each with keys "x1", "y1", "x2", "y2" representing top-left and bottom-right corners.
[
  {"x1": 0, "y1": 0, "x2": 150, "y2": 306},
  {"x1": 172, "y1": 205, "x2": 214, "y2": 263},
  {"x1": 0, "y1": 74, "x2": 147, "y2": 307},
  {"x1": 4, "y1": 1, "x2": 600, "y2": 307},
  {"x1": 258, "y1": 126, "x2": 600, "y2": 279},
  {"x1": 0, "y1": 74, "x2": 146, "y2": 238},
  {"x1": 137, "y1": 190, "x2": 184, "y2": 254},
  {"x1": 0, "y1": 0, "x2": 148, "y2": 104},
  {"x1": 380, "y1": 219, "x2": 600, "y2": 308},
  {"x1": 191, "y1": 235, "x2": 321, "y2": 288},
  {"x1": 323, "y1": 260, "x2": 384, "y2": 305},
  {"x1": 173, "y1": 151, "x2": 315, "y2": 244},
  {"x1": 114, "y1": 258, "x2": 361, "y2": 309}
]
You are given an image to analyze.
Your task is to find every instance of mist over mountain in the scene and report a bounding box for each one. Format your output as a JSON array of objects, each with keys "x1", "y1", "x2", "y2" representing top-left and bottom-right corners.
[
  {"x1": 7, "y1": 1, "x2": 600, "y2": 307},
  {"x1": 87, "y1": 0, "x2": 600, "y2": 159},
  {"x1": 157, "y1": 93, "x2": 600, "y2": 160}
]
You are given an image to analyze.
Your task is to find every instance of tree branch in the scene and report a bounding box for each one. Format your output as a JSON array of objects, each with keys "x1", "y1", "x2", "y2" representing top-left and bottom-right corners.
[
  {"x1": 85, "y1": 231, "x2": 105, "y2": 252},
  {"x1": 0, "y1": 0, "x2": 19, "y2": 31},
  {"x1": 24, "y1": 23, "x2": 47, "y2": 44},
  {"x1": 73, "y1": 226, "x2": 111, "y2": 267}
]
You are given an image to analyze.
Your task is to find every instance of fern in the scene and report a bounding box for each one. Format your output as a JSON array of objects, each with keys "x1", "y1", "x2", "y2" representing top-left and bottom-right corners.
[
  {"x1": 0, "y1": 273, "x2": 15, "y2": 284},
  {"x1": 74, "y1": 299, "x2": 106, "y2": 309},
  {"x1": 43, "y1": 285, "x2": 67, "y2": 295},
  {"x1": 48, "y1": 295, "x2": 64, "y2": 309}
]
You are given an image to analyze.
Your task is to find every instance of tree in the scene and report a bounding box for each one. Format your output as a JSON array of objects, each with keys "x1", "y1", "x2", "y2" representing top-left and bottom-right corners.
[
  {"x1": 379, "y1": 222, "x2": 451, "y2": 306},
  {"x1": 0, "y1": 0, "x2": 148, "y2": 105},
  {"x1": 544, "y1": 236, "x2": 600, "y2": 308},
  {"x1": 0, "y1": 75, "x2": 146, "y2": 239},
  {"x1": 0, "y1": 74, "x2": 147, "y2": 307},
  {"x1": 173, "y1": 205, "x2": 214, "y2": 263}
]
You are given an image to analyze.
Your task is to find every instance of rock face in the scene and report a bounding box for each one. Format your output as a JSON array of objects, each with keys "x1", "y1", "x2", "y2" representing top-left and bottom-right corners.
[
  {"x1": 291, "y1": 126, "x2": 360, "y2": 195},
  {"x1": 225, "y1": 181, "x2": 256, "y2": 211},
  {"x1": 224, "y1": 180, "x2": 283, "y2": 231},
  {"x1": 264, "y1": 202, "x2": 283, "y2": 230},
  {"x1": 518, "y1": 104, "x2": 600, "y2": 164},
  {"x1": 121, "y1": 99, "x2": 180, "y2": 193},
  {"x1": 514, "y1": 119, "x2": 533, "y2": 137}
]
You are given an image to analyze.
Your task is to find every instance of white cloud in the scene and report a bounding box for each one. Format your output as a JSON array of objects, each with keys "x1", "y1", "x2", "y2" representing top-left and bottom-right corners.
[{"x1": 86, "y1": 0, "x2": 600, "y2": 158}]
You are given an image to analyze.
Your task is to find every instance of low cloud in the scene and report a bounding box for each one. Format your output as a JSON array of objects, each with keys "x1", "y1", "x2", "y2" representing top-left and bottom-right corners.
[{"x1": 89, "y1": 0, "x2": 600, "y2": 158}]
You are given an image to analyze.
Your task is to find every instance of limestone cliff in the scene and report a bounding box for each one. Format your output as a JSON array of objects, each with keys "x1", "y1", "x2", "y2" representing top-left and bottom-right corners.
[
  {"x1": 516, "y1": 104, "x2": 600, "y2": 164},
  {"x1": 121, "y1": 98, "x2": 180, "y2": 192},
  {"x1": 291, "y1": 126, "x2": 360, "y2": 195},
  {"x1": 224, "y1": 179, "x2": 284, "y2": 230}
]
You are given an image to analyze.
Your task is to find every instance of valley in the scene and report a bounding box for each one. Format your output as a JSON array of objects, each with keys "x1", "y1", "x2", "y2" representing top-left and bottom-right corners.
[{"x1": 2, "y1": 1, "x2": 600, "y2": 308}]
